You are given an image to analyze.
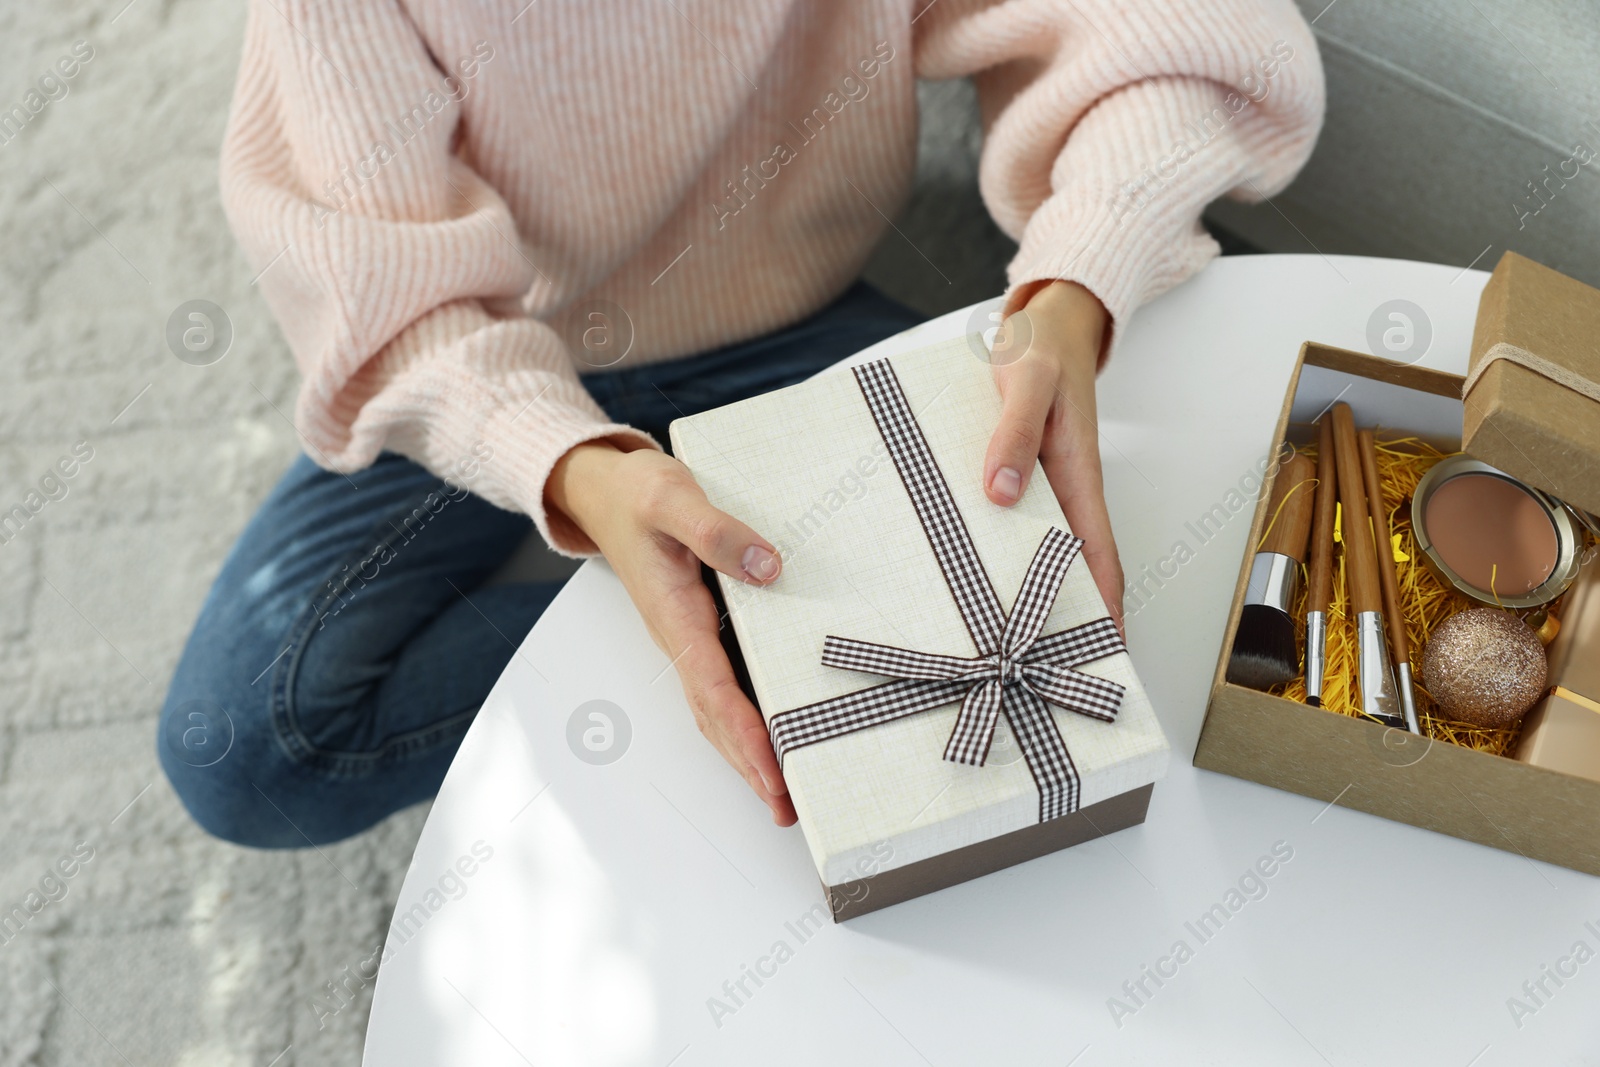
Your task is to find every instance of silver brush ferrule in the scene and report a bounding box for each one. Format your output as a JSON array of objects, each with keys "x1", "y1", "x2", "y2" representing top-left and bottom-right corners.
[
  {"x1": 1356, "y1": 611, "x2": 1403, "y2": 727},
  {"x1": 1395, "y1": 659, "x2": 1422, "y2": 735},
  {"x1": 1305, "y1": 610, "x2": 1327, "y2": 703},
  {"x1": 1244, "y1": 552, "x2": 1302, "y2": 614}
]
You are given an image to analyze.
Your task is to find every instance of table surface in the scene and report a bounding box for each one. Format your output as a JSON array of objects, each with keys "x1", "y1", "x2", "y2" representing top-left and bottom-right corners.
[{"x1": 363, "y1": 255, "x2": 1600, "y2": 1067}]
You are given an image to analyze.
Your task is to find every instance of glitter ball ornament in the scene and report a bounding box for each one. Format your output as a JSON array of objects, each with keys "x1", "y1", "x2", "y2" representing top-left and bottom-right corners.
[{"x1": 1421, "y1": 609, "x2": 1548, "y2": 728}]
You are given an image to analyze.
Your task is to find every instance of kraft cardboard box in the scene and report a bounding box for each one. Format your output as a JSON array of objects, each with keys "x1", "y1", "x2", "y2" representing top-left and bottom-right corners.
[
  {"x1": 1464, "y1": 252, "x2": 1600, "y2": 518},
  {"x1": 1194, "y1": 342, "x2": 1600, "y2": 877}
]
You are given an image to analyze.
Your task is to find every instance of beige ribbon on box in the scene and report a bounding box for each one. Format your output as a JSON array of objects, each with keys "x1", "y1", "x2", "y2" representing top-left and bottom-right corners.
[
  {"x1": 1556, "y1": 687, "x2": 1600, "y2": 715},
  {"x1": 1462, "y1": 341, "x2": 1600, "y2": 404}
]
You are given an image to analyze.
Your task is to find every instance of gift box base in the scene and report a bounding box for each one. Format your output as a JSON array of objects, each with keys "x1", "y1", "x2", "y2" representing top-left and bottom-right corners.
[{"x1": 826, "y1": 783, "x2": 1154, "y2": 922}]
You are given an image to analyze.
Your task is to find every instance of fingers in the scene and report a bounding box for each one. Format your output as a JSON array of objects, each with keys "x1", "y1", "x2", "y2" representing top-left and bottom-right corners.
[
  {"x1": 652, "y1": 473, "x2": 782, "y2": 586},
  {"x1": 1040, "y1": 439, "x2": 1126, "y2": 634},
  {"x1": 988, "y1": 363, "x2": 1128, "y2": 630},
  {"x1": 652, "y1": 582, "x2": 797, "y2": 825},
  {"x1": 610, "y1": 452, "x2": 794, "y2": 821},
  {"x1": 984, "y1": 290, "x2": 1125, "y2": 633},
  {"x1": 984, "y1": 352, "x2": 1058, "y2": 507},
  {"x1": 1043, "y1": 353, "x2": 1126, "y2": 633}
]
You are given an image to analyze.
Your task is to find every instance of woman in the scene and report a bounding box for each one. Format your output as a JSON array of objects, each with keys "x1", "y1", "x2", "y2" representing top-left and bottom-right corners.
[{"x1": 160, "y1": 0, "x2": 1322, "y2": 846}]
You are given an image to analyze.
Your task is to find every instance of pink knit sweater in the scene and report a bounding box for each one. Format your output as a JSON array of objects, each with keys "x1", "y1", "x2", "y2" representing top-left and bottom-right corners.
[{"x1": 221, "y1": 0, "x2": 1323, "y2": 555}]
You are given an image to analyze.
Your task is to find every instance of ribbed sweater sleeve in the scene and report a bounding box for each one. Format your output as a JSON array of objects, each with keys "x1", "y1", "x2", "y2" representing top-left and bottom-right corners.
[
  {"x1": 220, "y1": 0, "x2": 1325, "y2": 558},
  {"x1": 219, "y1": 0, "x2": 657, "y2": 556},
  {"x1": 915, "y1": 0, "x2": 1324, "y2": 345}
]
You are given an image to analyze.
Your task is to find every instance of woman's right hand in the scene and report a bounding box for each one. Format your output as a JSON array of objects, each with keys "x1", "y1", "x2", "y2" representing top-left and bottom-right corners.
[{"x1": 546, "y1": 441, "x2": 797, "y2": 825}]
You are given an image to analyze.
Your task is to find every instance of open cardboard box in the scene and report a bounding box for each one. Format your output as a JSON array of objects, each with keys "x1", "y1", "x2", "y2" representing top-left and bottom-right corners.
[{"x1": 1194, "y1": 341, "x2": 1600, "y2": 876}]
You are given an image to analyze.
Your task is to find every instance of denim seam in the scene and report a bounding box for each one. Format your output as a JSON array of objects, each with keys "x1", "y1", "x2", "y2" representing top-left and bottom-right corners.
[{"x1": 267, "y1": 487, "x2": 484, "y2": 778}]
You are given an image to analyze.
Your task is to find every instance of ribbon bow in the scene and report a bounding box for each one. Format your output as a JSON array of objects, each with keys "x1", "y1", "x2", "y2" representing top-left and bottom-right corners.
[
  {"x1": 820, "y1": 527, "x2": 1125, "y2": 768},
  {"x1": 767, "y1": 359, "x2": 1127, "y2": 820}
]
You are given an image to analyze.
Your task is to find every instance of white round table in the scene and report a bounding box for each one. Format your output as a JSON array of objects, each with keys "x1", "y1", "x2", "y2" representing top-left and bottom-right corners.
[{"x1": 364, "y1": 255, "x2": 1600, "y2": 1066}]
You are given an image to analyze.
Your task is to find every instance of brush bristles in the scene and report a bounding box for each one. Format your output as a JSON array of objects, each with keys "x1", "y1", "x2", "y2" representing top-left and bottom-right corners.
[{"x1": 1227, "y1": 605, "x2": 1300, "y2": 689}]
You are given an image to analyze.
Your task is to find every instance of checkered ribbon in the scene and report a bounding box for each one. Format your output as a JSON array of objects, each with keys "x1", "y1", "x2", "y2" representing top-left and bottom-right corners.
[{"x1": 766, "y1": 358, "x2": 1126, "y2": 821}]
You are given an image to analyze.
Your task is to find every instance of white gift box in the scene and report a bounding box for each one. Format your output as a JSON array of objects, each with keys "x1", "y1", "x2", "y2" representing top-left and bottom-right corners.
[{"x1": 670, "y1": 337, "x2": 1169, "y2": 919}]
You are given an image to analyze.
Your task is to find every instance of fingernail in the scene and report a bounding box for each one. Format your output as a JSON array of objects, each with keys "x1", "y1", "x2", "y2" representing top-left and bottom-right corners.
[
  {"x1": 742, "y1": 544, "x2": 780, "y2": 582},
  {"x1": 990, "y1": 466, "x2": 1022, "y2": 503}
]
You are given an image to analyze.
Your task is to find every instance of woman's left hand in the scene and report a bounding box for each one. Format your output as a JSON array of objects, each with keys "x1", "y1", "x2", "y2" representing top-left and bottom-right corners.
[{"x1": 982, "y1": 279, "x2": 1124, "y2": 632}]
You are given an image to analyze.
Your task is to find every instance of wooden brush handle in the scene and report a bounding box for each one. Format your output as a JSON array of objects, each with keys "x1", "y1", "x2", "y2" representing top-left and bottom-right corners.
[
  {"x1": 1259, "y1": 453, "x2": 1316, "y2": 562},
  {"x1": 1331, "y1": 403, "x2": 1382, "y2": 615},
  {"x1": 1308, "y1": 416, "x2": 1338, "y2": 614},
  {"x1": 1358, "y1": 428, "x2": 1411, "y2": 663}
]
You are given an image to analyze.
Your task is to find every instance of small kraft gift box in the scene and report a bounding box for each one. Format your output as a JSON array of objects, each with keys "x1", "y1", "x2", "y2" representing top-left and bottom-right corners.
[
  {"x1": 670, "y1": 337, "x2": 1170, "y2": 920},
  {"x1": 1462, "y1": 252, "x2": 1600, "y2": 518},
  {"x1": 1196, "y1": 251, "x2": 1600, "y2": 875}
]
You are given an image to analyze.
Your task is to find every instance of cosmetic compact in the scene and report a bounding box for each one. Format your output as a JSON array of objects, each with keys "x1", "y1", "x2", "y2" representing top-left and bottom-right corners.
[{"x1": 1412, "y1": 455, "x2": 1587, "y2": 609}]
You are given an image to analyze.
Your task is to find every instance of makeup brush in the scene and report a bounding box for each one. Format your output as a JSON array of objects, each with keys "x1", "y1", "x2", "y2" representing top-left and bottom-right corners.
[
  {"x1": 1227, "y1": 451, "x2": 1317, "y2": 689},
  {"x1": 1330, "y1": 403, "x2": 1404, "y2": 728},
  {"x1": 1359, "y1": 429, "x2": 1423, "y2": 734},
  {"x1": 1305, "y1": 416, "x2": 1338, "y2": 707}
]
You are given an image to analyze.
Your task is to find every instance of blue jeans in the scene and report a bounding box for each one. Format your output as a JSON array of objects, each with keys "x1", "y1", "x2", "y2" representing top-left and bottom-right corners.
[{"x1": 158, "y1": 283, "x2": 924, "y2": 847}]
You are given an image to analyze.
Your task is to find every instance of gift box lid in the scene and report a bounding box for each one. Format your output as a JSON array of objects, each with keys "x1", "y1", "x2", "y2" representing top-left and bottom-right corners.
[
  {"x1": 669, "y1": 338, "x2": 1169, "y2": 888},
  {"x1": 1465, "y1": 251, "x2": 1600, "y2": 517}
]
